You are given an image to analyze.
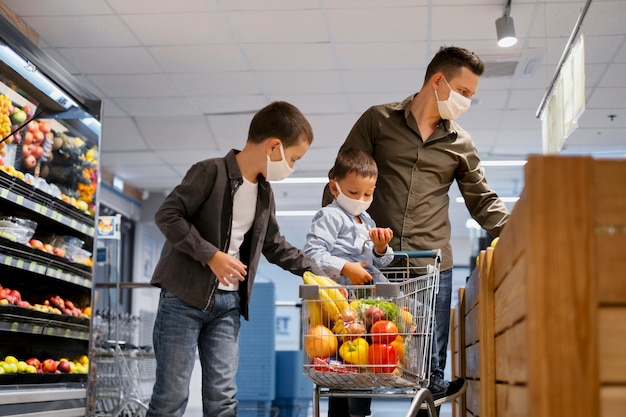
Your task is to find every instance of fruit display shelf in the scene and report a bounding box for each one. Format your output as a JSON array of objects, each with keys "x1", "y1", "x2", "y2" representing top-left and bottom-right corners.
[
  {"x1": 0, "y1": 305, "x2": 89, "y2": 341},
  {"x1": 0, "y1": 170, "x2": 95, "y2": 238},
  {"x1": 0, "y1": 236, "x2": 92, "y2": 288}
]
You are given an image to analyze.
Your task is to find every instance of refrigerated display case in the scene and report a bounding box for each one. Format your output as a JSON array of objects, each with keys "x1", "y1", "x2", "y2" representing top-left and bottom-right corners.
[{"x1": 0, "y1": 14, "x2": 101, "y2": 417}]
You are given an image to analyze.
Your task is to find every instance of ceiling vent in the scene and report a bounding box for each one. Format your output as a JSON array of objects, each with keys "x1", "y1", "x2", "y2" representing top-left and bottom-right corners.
[{"x1": 481, "y1": 48, "x2": 545, "y2": 78}]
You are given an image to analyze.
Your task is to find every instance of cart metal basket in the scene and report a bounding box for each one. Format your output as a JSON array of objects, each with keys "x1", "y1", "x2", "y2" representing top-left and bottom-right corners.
[
  {"x1": 89, "y1": 342, "x2": 155, "y2": 417},
  {"x1": 299, "y1": 250, "x2": 441, "y2": 417}
]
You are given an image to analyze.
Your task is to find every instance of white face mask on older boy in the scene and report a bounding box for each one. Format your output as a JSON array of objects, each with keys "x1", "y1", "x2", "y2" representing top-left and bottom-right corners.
[
  {"x1": 335, "y1": 183, "x2": 372, "y2": 216},
  {"x1": 434, "y1": 77, "x2": 472, "y2": 120},
  {"x1": 265, "y1": 143, "x2": 294, "y2": 182}
]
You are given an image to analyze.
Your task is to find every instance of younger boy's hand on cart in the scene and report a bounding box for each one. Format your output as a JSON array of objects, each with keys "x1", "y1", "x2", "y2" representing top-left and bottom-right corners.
[{"x1": 341, "y1": 261, "x2": 372, "y2": 285}]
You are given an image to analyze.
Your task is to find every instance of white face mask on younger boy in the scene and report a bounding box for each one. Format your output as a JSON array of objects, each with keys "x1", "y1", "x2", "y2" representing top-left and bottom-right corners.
[
  {"x1": 335, "y1": 183, "x2": 372, "y2": 216},
  {"x1": 266, "y1": 143, "x2": 294, "y2": 181},
  {"x1": 434, "y1": 77, "x2": 472, "y2": 120}
]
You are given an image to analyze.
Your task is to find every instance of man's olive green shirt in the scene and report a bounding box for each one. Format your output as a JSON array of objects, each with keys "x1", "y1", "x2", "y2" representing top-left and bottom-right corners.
[{"x1": 326, "y1": 94, "x2": 509, "y2": 271}]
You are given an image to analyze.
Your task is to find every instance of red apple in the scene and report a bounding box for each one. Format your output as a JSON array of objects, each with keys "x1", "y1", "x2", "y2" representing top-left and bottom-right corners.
[
  {"x1": 22, "y1": 154, "x2": 37, "y2": 170},
  {"x1": 33, "y1": 130, "x2": 44, "y2": 145},
  {"x1": 9, "y1": 289, "x2": 21, "y2": 302},
  {"x1": 365, "y1": 306, "x2": 386, "y2": 328},
  {"x1": 32, "y1": 145, "x2": 44, "y2": 159},
  {"x1": 25, "y1": 358, "x2": 41, "y2": 370},
  {"x1": 57, "y1": 360, "x2": 71, "y2": 373},
  {"x1": 42, "y1": 359, "x2": 57, "y2": 373},
  {"x1": 29, "y1": 239, "x2": 44, "y2": 250},
  {"x1": 22, "y1": 144, "x2": 33, "y2": 157},
  {"x1": 23, "y1": 131, "x2": 33, "y2": 145}
]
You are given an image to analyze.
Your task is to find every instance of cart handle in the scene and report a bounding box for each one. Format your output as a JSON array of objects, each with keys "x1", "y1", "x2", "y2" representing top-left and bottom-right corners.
[{"x1": 393, "y1": 249, "x2": 441, "y2": 260}]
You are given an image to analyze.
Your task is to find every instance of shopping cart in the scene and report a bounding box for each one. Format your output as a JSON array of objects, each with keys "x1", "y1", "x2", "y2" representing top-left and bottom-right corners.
[
  {"x1": 299, "y1": 250, "x2": 441, "y2": 417},
  {"x1": 89, "y1": 341, "x2": 155, "y2": 417}
]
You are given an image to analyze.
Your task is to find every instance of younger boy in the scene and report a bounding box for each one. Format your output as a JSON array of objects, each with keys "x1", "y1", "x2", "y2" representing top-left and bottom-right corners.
[
  {"x1": 304, "y1": 148, "x2": 393, "y2": 417},
  {"x1": 304, "y1": 148, "x2": 394, "y2": 286},
  {"x1": 146, "y1": 101, "x2": 325, "y2": 417}
]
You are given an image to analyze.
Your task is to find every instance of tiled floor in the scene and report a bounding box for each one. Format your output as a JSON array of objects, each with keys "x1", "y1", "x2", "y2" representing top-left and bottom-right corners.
[{"x1": 310, "y1": 398, "x2": 451, "y2": 417}]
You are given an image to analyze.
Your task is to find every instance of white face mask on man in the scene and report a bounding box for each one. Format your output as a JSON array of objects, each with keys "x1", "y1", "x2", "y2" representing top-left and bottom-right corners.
[
  {"x1": 335, "y1": 183, "x2": 372, "y2": 216},
  {"x1": 265, "y1": 143, "x2": 294, "y2": 181},
  {"x1": 434, "y1": 77, "x2": 472, "y2": 120}
]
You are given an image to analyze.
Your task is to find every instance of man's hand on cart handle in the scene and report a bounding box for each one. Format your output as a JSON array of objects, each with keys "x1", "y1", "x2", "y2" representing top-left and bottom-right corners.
[{"x1": 341, "y1": 261, "x2": 372, "y2": 285}]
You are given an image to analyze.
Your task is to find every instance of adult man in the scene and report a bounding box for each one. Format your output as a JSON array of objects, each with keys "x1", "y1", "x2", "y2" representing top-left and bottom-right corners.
[{"x1": 323, "y1": 46, "x2": 510, "y2": 416}]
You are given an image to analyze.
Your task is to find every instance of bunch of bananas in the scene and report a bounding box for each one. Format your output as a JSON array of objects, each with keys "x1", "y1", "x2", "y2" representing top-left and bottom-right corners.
[
  {"x1": 302, "y1": 271, "x2": 350, "y2": 327},
  {"x1": 0, "y1": 95, "x2": 11, "y2": 142}
]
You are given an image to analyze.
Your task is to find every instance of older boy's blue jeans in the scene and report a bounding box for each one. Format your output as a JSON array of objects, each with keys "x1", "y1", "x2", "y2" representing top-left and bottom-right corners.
[{"x1": 146, "y1": 289, "x2": 241, "y2": 417}]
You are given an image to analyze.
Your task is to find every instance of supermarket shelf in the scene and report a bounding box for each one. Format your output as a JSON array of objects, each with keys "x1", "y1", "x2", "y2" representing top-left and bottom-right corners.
[
  {"x1": 0, "y1": 306, "x2": 90, "y2": 340},
  {"x1": 0, "y1": 171, "x2": 95, "y2": 237},
  {"x1": 0, "y1": 384, "x2": 86, "y2": 417},
  {"x1": 0, "y1": 246, "x2": 92, "y2": 288}
]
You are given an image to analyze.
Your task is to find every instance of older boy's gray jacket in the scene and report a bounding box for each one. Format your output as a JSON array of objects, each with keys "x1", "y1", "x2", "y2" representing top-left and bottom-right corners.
[{"x1": 150, "y1": 149, "x2": 322, "y2": 319}]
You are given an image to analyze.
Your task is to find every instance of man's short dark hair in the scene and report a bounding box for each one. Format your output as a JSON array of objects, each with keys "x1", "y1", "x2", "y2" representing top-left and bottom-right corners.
[
  {"x1": 424, "y1": 46, "x2": 485, "y2": 82},
  {"x1": 248, "y1": 101, "x2": 314, "y2": 146}
]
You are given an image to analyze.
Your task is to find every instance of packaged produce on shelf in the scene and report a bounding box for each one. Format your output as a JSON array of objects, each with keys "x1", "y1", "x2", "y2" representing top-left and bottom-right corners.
[
  {"x1": 0, "y1": 96, "x2": 98, "y2": 216},
  {"x1": 0, "y1": 354, "x2": 89, "y2": 375}
]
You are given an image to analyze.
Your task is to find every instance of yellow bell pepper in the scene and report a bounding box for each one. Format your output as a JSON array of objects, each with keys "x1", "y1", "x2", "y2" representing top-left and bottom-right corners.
[
  {"x1": 338, "y1": 337, "x2": 369, "y2": 365},
  {"x1": 390, "y1": 335, "x2": 405, "y2": 359}
]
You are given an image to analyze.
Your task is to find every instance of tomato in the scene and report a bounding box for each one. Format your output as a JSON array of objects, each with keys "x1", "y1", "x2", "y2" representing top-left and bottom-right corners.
[
  {"x1": 368, "y1": 343, "x2": 397, "y2": 373},
  {"x1": 370, "y1": 319, "x2": 398, "y2": 344}
]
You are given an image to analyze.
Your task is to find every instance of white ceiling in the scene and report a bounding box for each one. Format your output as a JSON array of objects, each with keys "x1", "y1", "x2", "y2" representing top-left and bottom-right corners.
[{"x1": 4, "y1": 0, "x2": 625, "y2": 253}]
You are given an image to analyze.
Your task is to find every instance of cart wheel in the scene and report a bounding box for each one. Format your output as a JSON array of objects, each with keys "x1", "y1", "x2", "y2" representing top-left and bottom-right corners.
[
  {"x1": 405, "y1": 388, "x2": 435, "y2": 417},
  {"x1": 111, "y1": 398, "x2": 149, "y2": 417}
]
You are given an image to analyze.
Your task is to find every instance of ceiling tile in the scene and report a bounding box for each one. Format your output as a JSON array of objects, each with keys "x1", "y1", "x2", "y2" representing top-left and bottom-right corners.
[
  {"x1": 206, "y1": 114, "x2": 255, "y2": 150},
  {"x1": 227, "y1": 10, "x2": 328, "y2": 43},
  {"x1": 56, "y1": 47, "x2": 159, "y2": 74},
  {"x1": 267, "y1": 94, "x2": 352, "y2": 115},
  {"x1": 22, "y1": 15, "x2": 140, "y2": 47},
  {"x1": 135, "y1": 116, "x2": 216, "y2": 150},
  {"x1": 257, "y1": 71, "x2": 343, "y2": 95},
  {"x1": 190, "y1": 95, "x2": 268, "y2": 116},
  {"x1": 327, "y1": 7, "x2": 428, "y2": 42},
  {"x1": 3, "y1": 0, "x2": 113, "y2": 16},
  {"x1": 100, "y1": 116, "x2": 147, "y2": 152},
  {"x1": 149, "y1": 45, "x2": 248, "y2": 72},
  {"x1": 153, "y1": 150, "x2": 226, "y2": 166},
  {"x1": 342, "y1": 69, "x2": 420, "y2": 94},
  {"x1": 334, "y1": 42, "x2": 426, "y2": 70},
  {"x1": 86, "y1": 74, "x2": 182, "y2": 98},
  {"x1": 107, "y1": 0, "x2": 218, "y2": 14},
  {"x1": 242, "y1": 43, "x2": 336, "y2": 71},
  {"x1": 113, "y1": 97, "x2": 202, "y2": 117},
  {"x1": 121, "y1": 13, "x2": 232, "y2": 45},
  {"x1": 101, "y1": 150, "x2": 163, "y2": 167},
  {"x1": 171, "y1": 72, "x2": 260, "y2": 96}
]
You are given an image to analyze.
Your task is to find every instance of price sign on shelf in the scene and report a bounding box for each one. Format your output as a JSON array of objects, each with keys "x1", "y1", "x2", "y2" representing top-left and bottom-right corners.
[{"x1": 97, "y1": 215, "x2": 121, "y2": 240}]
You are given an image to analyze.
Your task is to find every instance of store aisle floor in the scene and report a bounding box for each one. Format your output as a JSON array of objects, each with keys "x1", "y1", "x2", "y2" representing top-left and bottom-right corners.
[{"x1": 310, "y1": 398, "x2": 452, "y2": 417}]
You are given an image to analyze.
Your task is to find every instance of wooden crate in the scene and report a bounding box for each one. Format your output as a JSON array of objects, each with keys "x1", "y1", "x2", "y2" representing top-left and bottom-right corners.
[{"x1": 452, "y1": 156, "x2": 626, "y2": 417}]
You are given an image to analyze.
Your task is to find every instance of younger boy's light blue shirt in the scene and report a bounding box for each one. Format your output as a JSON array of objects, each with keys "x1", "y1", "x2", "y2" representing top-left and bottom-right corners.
[{"x1": 304, "y1": 200, "x2": 394, "y2": 284}]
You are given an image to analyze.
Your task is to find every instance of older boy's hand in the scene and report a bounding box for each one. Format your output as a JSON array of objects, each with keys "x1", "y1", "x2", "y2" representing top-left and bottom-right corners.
[
  {"x1": 207, "y1": 251, "x2": 247, "y2": 286},
  {"x1": 341, "y1": 261, "x2": 372, "y2": 285},
  {"x1": 370, "y1": 227, "x2": 393, "y2": 255}
]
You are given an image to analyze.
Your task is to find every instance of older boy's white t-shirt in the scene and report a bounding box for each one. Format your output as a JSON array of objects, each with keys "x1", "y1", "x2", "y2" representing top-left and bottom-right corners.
[{"x1": 218, "y1": 177, "x2": 258, "y2": 291}]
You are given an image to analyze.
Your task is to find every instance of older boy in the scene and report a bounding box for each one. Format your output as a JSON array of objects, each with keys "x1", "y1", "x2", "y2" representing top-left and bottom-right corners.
[{"x1": 147, "y1": 101, "x2": 324, "y2": 417}]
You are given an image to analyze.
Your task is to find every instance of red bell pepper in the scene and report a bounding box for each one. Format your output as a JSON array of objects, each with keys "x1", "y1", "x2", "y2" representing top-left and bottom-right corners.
[{"x1": 367, "y1": 343, "x2": 397, "y2": 373}]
